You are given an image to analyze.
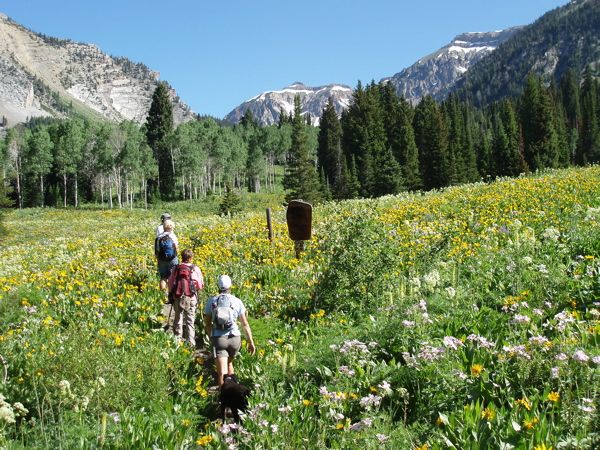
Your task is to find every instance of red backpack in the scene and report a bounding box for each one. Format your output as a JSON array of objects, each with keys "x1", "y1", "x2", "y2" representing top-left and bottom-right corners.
[{"x1": 169, "y1": 264, "x2": 197, "y2": 301}]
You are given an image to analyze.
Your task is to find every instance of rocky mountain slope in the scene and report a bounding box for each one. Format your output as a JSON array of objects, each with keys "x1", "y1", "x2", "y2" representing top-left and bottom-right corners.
[
  {"x1": 383, "y1": 28, "x2": 520, "y2": 104},
  {"x1": 0, "y1": 13, "x2": 195, "y2": 127},
  {"x1": 224, "y1": 82, "x2": 353, "y2": 126},
  {"x1": 455, "y1": 0, "x2": 600, "y2": 106}
]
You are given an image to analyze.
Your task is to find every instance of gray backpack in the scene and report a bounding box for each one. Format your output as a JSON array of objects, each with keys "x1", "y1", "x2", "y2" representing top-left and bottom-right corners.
[{"x1": 212, "y1": 294, "x2": 234, "y2": 331}]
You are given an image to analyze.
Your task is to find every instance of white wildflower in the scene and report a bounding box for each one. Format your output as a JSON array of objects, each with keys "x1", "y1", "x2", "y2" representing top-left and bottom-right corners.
[
  {"x1": 443, "y1": 336, "x2": 463, "y2": 350},
  {"x1": 409, "y1": 277, "x2": 421, "y2": 290},
  {"x1": 536, "y1": 264, "x2": 549, "y2": 274},
  {"x1": 12, "y1": 402, "x2": 28, "y2": 417},
  {"x1": 0, "y1": 405, "x2": 15, "y2": 424},
  {"x1": 377, "y1": 434, "x2": 390, "y2": 443},
  {"x1": 541, "y1": 227, "x2": 560, "y2": 241},
  {"x1": 378, "y1": 380, "x2": 392, "y2": 394},
  {"x1": 573, "y1": 350, "x2": 589, "y2": 363},
  {"x1": 422, "y1": 270, "x2": 440, "y2": 290},
  {"x1": 58, "y1": 380, "x2": 71, "y2": 396},
  {"x1": 511, "y1": 314, "x2": 531, "y2": 324}
]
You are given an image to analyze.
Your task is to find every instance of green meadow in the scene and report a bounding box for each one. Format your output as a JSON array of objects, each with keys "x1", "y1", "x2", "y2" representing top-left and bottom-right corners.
[{"x1": 0, "y1": 166, "x2": 599, "y2": 449}]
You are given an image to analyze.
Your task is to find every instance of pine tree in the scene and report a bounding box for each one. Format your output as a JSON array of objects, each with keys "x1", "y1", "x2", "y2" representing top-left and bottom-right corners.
[
  {"x1": 219, "y1": 183, "x2": 241, "y2": 216},
  {"x1": 494, "y1": 100, "x2": 526, "y2": 176},
  {"x1": 277, "y1": 108, "x2": 291, "y2": 128},
  {"x1": 560, "y1": 68, "x2": 580, "y2": 130},
  {"x1": 578, "y1": 67, "x2": 600, "y2": 164},
  {"x1": 414, "y1": 96, "x2": 449, "y2": 190},
  {"x1": 340, "y1": 81, "x2": 389, "y2": 197},
  {"x1": 317, "y1": 97, "x2": 342, "y2": 190},
  {"x1": 443, "y1": 94, "x2": 467, "y2": 185},
  {"x1": 559, "y1": 69, "x2": 581, "y2": 164},
  {"x1": 240, "y1": 110, "x2": 258, "y2": 128},
  {"x1": 397, "y1": 98, "x2": 421, "y2": 190},
  {"x1": 145, "y1": 82, "x2": 174, "y2": 199},
  {"x1": 460, "y1": 103, "x2": 481, "y2": 182},
  {"x1": 283, "y1": 95, "x2": 322, "y2": 204},
  {"x1": 520, "y1": 74, "x2": 559, "y2": 170},
  {"x1": 346, "y1": 156, "x2": 361, "y2": 198},
  {"x1": 371, "y1": 146, "x2": 404, "y2": 196}
]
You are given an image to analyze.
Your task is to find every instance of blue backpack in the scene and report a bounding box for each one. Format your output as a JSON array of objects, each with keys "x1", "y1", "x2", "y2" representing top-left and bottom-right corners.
[{"x1": 155, "y1": 234, "x2": 176, "y2": 261}]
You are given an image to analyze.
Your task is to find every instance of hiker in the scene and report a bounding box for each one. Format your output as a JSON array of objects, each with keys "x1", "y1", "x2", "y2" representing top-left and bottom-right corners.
[
  {"x1": 167, "y1": 249, "x2": 204, "y2": 348},
  {"x1": 156, "y1": 212, "x2": 171, "y2": 237},
  {"x1": 155, "y1": 219, "x2": 179, "y2": 292},
  {"x1": 203, "y1": 275, "x2": 256, "y2": 386}
]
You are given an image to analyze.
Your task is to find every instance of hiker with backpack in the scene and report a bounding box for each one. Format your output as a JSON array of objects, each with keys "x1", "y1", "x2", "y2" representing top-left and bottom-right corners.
[
  {"x1": 155, "y1": 219, "x2": 179, "y2": 293},
  {"x1": 156, "y1": 212, "x2": 171, "y2": 237},
  {"x1": 203, "y1": 275, "x2": 256, "y2": 386},
  {"x1": 167, "y1": 249, "x2": 204, "y2": 348}
]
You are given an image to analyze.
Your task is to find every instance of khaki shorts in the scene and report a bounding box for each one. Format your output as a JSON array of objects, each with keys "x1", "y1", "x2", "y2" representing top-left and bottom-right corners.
[{"x1": 212, "y1": 335, "x2": 241, "y2": 358}]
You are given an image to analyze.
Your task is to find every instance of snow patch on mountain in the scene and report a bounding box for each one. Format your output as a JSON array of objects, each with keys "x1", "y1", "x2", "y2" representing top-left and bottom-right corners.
[
  {"x1": 225, "y1": 82, "x2": 353, "y2": 126},
  {"x1": 385, "y1": 28, "x2": 521, "y2": 104}
]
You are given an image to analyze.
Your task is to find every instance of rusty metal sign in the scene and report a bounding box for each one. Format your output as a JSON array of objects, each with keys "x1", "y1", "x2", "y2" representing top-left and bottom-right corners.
[{"x1": 286, "y1": 200, "x2": 312, "y2": 241}]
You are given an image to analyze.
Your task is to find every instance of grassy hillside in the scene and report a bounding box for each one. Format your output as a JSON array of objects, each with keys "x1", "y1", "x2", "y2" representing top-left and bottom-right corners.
[{"x1": 0, "y1": 166, "x2": 599, "y2": 448}]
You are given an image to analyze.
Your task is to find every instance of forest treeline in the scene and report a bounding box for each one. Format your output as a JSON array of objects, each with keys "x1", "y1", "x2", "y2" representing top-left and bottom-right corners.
[{"x1": 1, "y1": 67, "x2": 599, "y2": 209}]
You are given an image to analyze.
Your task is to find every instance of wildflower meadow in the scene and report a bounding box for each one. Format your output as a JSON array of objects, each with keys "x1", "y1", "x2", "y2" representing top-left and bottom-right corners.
[{"x1": 0, "y1": 166, "x2": 599, "y2": 449}]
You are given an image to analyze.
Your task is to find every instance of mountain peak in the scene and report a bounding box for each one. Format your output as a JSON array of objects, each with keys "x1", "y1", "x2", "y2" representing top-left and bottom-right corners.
[
  {"x1": 225, "y1": 82, "x2": 353, "y2": 126},
  {"x1": 384, "y1": 28, "x2": 520, "y2": 104},
  {"x1": 0, "y1": 15, "x2": 195, "y2": 126}
]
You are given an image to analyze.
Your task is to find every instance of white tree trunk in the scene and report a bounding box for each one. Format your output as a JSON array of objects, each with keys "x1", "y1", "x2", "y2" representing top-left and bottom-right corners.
[
  {"x1": 74, "y1": 173, "x2": 78, "y2": 208},
  {"x1": 40, "y1": 175, "x2": 44, "y2": 207},
  {"x1": 63, "y1": 173, "x2": 67, "y2": 208}
]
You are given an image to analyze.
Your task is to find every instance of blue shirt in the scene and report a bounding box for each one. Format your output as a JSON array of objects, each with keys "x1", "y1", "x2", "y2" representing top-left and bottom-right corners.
[{"x1": 204, "y1": 293, "x2": 246, "y2": 337}]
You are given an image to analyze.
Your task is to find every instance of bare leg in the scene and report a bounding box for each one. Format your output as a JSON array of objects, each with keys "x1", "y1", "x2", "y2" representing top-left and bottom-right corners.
[{"x1": 216, "y1": 356, "x2": 229, "y2": 386}]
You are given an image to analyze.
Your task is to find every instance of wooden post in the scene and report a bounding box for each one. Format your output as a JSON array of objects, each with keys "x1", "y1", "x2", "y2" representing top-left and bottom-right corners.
[{"x1": 266, "y1": 208, "x2": 273, "y2": 242}]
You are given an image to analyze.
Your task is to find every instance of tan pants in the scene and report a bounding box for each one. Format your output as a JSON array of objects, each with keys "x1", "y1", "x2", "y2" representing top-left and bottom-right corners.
[{"x1": 173, "y1": 295, "x2": 197, "y2": 348}]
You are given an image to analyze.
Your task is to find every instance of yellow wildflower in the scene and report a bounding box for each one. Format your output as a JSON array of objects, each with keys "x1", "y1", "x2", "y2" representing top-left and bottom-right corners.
[
  {"x1": 195, "y1": 376, "x2": 208, "y2": 398},
  {"x1": 470, "y1": 364, "x2": 484, "y2": 377},
  {"x1": 481, "y1": 406, "x2": 495, "y2": 421},
  {"x1": 547, "y1": 391, "x2": 560, "y2": 403},
  {"x1": 523, "y1": 417, "x2": 539, "y2": 430},
  {"x1": 515, "y1": 397, "x2": 531, "y2": 411},
  {"x1": 196, "y1": 435, "x2": 214, "y2": 446}
]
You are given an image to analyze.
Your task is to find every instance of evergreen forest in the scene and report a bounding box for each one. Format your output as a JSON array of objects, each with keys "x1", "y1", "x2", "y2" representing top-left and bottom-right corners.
[{"x1": 1, "y1": 67, "x2": 599, "y2": 210}]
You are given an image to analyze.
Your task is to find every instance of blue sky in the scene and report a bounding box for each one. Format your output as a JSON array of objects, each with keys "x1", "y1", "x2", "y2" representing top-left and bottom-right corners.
[{"x1": 0, "y1": 0, "x2": 570, "y2": 118}]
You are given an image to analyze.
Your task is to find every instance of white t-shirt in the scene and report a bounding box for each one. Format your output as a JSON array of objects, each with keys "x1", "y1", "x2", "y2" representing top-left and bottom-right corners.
[
  {"x1": 156, "y1": 224, "x2": 164, "y2": 237},
  {"x1": 204, "y1": 293, "x2": 246, "y2": 337},
  {"x1": 157, "y1": 231, "x2": 179, "y2": 248}
]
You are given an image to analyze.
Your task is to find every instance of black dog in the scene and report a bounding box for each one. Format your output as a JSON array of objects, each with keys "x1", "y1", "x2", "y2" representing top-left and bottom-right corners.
[{"x1": 219, "y1": 374, "x2": 250, "y2": 422}]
